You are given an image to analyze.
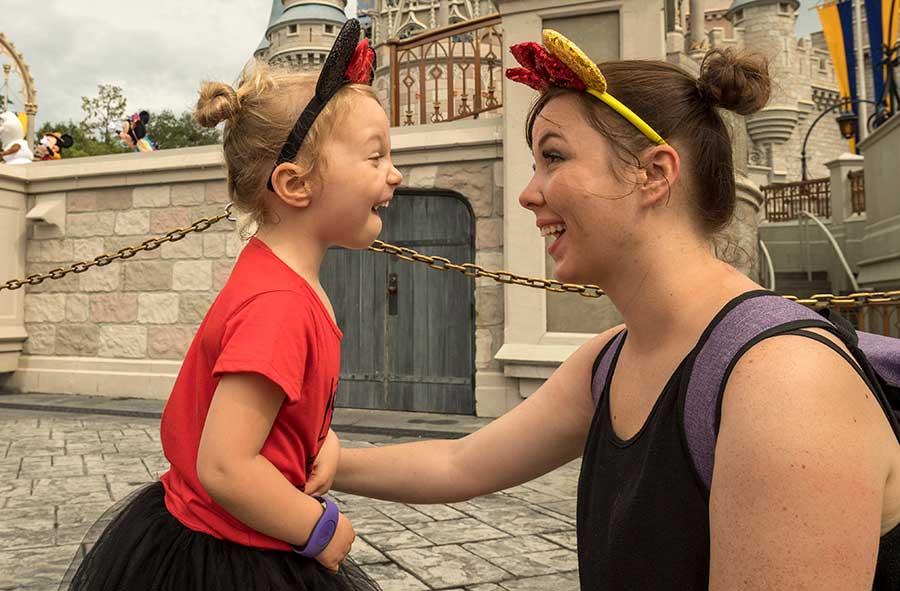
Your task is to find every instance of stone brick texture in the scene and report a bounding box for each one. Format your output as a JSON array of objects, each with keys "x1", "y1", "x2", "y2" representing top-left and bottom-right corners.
[
  {"x1": 24, "y1": 183, "x2": 234, "y2": 361},
  {"x1": 23, "y1": 168, "x2": 503, "y2": 371}
]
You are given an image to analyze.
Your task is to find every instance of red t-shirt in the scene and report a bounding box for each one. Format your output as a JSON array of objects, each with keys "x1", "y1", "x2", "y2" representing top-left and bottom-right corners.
[{"x1": 159, "y1": 237, "x2": 342, "y2": 550}]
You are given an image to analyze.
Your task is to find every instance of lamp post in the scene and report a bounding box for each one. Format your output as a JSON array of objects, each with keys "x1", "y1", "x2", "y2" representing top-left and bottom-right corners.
[{"x1": 800, "y1": 97, "x2": 881, "y2": 181}]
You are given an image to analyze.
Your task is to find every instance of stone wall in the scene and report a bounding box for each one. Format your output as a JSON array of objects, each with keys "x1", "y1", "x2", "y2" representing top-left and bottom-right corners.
[
  {"x1": 857, "y1": 114, "x2": 900, "y2": 288},
  {"x1": 22, "y1": 181, "x2": 235, "y2": 365},
  {"x1": 3, "y1": 121, "x2": 510, "y2": 414}
]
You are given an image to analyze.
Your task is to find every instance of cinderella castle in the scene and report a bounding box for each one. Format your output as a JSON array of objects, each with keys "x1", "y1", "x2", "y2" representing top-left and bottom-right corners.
[{"x1": 252, "y1": 0, "x2": 847, "y2": 185}]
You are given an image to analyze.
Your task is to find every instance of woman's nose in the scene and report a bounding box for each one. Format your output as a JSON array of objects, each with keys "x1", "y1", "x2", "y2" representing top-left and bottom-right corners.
[{"x1": 518, "y1": 176, "x2": 545, "y2": 211}]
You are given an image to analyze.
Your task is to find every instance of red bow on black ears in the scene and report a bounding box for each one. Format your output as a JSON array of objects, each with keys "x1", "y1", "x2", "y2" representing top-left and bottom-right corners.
[{"x1": 346, "y1": 38, "x2": 375, "y2": 85}]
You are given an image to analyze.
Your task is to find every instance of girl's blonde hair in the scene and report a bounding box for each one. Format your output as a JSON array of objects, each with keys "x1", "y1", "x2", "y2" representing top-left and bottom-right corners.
[{"x1": 194, "y1": 59, "x2": 379, "y2": 229}]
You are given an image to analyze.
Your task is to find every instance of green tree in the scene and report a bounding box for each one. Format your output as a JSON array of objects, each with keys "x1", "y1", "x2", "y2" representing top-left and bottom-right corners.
[
  {"x1": 147, "y1": 109, "x2": 221, "y2": 149},
  {"x1": 36, "y1": 120, "x2": 127, "y2": 158},
  {"x1": 80, "y1": 84, "x2": 127, "y2": 144}
]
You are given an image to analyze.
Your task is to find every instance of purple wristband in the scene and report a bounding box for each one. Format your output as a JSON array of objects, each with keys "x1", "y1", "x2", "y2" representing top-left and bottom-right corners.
[{"x1": 292, "y1": 496, "x2": 339, "y2": 558}]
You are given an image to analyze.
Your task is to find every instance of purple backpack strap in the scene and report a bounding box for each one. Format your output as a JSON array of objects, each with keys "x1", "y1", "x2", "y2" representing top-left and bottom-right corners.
[
  {"x1": 683, "y1": 295, "x2": 825, "y2": 492},
  {"x1": 857, "y1": 331, "x2": 900, "y2": 388},
  {"x1": 592, "y1": 330, "x2": 626, "y2": 406}
]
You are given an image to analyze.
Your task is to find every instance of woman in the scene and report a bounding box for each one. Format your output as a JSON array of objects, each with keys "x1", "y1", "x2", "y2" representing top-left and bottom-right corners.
[{"x1": 325, "y1": 32, "x2": 900, "y2": 589}]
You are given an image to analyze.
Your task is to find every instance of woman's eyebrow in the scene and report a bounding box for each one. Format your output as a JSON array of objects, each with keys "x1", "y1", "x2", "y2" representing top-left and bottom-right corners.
[{"x1": 536, "y1": 131, "x2": 565, "y2": 150}]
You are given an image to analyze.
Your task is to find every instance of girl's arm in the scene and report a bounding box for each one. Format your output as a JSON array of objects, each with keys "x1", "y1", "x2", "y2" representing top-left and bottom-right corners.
[
  {"x1": 709, "y1": 332, "x2": 896, "y2": 590},
  {"x1": 333, "y1": 325, "x2": 621, "y2": 503},
  {"x1": 197, "y1": 372, "x2": 353, "y2": 570}
]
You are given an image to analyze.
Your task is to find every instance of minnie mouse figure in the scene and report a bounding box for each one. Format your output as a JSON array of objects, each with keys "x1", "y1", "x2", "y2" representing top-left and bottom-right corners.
[
  {"x1": 36, "y1": 132, "x2": 74, "y2": 160},
  {"x1": 119, "y1": 111, "x2": 157, "y2": 152}
]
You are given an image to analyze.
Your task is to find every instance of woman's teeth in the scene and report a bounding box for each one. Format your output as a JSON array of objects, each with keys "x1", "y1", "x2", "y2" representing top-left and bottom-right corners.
[
  {"x1": 540, "y1": 224, "x2": 567, "y2": 240},
  {"x1": 373, "y1": 202, "x2": 389, "y2": 212}
]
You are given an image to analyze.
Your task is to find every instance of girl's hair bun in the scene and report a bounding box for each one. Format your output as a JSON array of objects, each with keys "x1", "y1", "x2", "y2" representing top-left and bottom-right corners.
[
  {"x1": 194, "y1": 82, "x2": 241, "y2": 128},
  {"x1": 697, "y1": 48, "x2": 771, "y2": 115}
]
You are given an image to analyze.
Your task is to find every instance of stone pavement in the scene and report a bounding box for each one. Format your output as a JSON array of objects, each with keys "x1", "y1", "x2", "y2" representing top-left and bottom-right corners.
[{"x1": 0, "y1": 398, "x2": 581, "y2": 591}]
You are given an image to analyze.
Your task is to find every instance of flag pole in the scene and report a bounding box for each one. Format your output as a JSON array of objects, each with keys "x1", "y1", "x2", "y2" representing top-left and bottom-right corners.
[{"x1": 853, "y1": 0, "x2": 869, "y2": 141}]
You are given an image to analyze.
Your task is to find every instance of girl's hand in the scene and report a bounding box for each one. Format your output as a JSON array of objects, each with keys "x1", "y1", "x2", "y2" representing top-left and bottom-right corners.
[
  {"x1": 306, "y1": 429, "x2": 340, "y2": 496},
  {"x1": 315, "y1": 513, "x2": 355, "y2": 573}
]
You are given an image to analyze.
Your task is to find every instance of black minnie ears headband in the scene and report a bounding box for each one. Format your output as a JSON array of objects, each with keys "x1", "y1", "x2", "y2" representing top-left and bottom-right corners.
[{"x1": 267, "y1": 18, "x2": 376, "y2": 191}]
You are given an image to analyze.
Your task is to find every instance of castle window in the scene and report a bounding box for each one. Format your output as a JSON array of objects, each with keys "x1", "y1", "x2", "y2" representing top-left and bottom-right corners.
[
  {"x1": 398, "y1": 22, "x2": 425, "y2": 39},
  {"x1": 734, "y1": 9, "x2": 743, "y2": 22},
  {"x1": 287, "y1": 24, "x2": 298, "y2": 36},
  {"x1": 779, "y1": 3, "x2": 792, "y2": 14},
  {"x1": 325, "y1": 24, "x2": 335, "y2": 34}
]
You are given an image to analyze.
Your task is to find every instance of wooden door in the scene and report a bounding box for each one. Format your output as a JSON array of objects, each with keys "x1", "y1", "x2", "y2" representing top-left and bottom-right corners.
[{"x1": 320, "y1": 189, "x2": 475, "y2": 414}]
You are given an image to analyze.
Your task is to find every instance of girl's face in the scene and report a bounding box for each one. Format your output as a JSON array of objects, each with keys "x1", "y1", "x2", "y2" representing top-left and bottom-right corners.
[
  {"x1": 519, "y1": 94, "x2": 640, "y2": 285},
  {"x1": 314, "y1": 95, "x2": 403, "y2": 249}
]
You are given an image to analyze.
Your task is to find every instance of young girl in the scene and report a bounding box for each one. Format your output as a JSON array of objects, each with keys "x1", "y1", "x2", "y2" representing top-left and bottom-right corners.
[
  {"x1": 326, "y1": 31, "x2": 900, "y2": 589},
  {"x1": 63, "y1": 20, "x2": 400, "y2": 591}
]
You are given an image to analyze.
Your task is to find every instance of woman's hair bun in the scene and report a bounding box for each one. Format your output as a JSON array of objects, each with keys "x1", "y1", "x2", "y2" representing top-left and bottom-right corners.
[
  {"x1": 194, "y1": 81, "x2": 241, "y2": 128},
  {"x1": 697, "y1": 48, "x2": 771, "y2": 116}
]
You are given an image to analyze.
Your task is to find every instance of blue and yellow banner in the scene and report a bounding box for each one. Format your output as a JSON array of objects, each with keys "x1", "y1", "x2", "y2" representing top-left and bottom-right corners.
[
  {"x1": 863, "y1": 0, "x2": 900, "y2": 113},
  {"x1": 817, "y1": 0, "x2": 860, "y2": 151}
]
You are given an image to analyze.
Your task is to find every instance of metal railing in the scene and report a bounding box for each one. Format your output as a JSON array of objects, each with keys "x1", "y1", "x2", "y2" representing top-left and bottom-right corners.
[
  {"x1": 831, "y1": 299, "x2": 900, "y2": 338},
  {"x1": 387, "y1": 14, "x2": 503, "y2": 127},
  {"x1": 763, "y1": 178, "x2": 831, "y2": 222},
  {"x1": 848, "y1": 169, "x2": 866, "y2": 215},
  {"x1": 798, "y1": 210, "x2": 859, "y2": 292}
]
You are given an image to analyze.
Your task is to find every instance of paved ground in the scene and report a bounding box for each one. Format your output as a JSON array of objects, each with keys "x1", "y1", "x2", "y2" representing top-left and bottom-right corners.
[{"x1": 0, "y1": 396, "x2": 581, "y2": 591}]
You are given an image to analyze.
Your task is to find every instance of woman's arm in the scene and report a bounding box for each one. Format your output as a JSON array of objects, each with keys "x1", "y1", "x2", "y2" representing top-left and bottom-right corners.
[
  {"x1": 333, "y1": 326, "x2": 621, "y2": 503},
  {"x1": 709, "y1": 333, "x2": 894, "y2": 590},
  {"x1": 197, "y1": 373, "x2": 354, "y2": 570}
]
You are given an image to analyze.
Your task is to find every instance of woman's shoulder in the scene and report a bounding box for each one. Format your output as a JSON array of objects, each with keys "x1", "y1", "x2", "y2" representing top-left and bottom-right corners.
[{"x1": 719, "y1": 329, "x2": 889, "y2": 451}]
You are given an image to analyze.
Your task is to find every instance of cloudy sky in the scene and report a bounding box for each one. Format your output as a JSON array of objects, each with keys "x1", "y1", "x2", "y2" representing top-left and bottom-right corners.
[{"x1": 4, "y1": 0, "x2": 819, "y2": 127}]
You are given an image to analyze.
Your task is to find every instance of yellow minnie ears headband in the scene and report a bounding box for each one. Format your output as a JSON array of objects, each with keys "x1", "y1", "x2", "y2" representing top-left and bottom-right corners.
[{"x1": 506, "y1": 30, "x2": 667, "y2": 146}]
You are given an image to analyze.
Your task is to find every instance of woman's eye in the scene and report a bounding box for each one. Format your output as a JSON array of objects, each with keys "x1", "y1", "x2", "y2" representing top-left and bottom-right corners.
[{"x1": 543, "y1": 151, "x2": 563, "y2": 163}]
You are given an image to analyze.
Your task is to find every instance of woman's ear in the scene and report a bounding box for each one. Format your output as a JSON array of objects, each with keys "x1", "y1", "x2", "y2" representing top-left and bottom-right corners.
[
  {"x1": 270, "y1": 162, "x2": 316, "y2": 209},
  {"x1": 640, "y1": 145, "x2": 680, "y2": 207}
]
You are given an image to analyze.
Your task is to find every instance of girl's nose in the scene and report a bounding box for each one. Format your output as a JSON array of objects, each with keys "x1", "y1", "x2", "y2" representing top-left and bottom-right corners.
[{"x1": 388, "y1": 163, "x2": 403, "y2": 187}]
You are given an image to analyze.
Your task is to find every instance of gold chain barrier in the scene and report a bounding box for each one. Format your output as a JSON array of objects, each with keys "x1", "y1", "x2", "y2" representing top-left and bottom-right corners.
[
  {"x1": 1, "y1": 208, "x2": 234, "y2": 292},
  {"x1": 3, "y1": 205, "x2": 900, "y2": 310},
  {"x1": 0, "y1": 204, "x2": 605, "y2": 298}
]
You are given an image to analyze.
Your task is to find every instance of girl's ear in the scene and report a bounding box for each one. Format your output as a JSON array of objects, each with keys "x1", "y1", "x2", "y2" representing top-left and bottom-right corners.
[
  {"x1": 270, "y1": 162, "x2": 316, "y2": 209},
  {"x1": 640, "y1": 145, "x2": 680, "y2": 207}
]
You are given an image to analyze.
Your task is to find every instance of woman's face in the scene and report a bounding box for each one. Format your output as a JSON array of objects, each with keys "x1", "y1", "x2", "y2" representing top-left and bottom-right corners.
[{"x1": 519, "y1": 94, "x2": 641, "y2": 285}]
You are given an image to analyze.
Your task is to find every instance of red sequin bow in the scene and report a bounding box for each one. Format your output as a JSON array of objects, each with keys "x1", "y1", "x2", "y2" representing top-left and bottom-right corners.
[
  {"x1": 346, "y1": 39, "x2": 375, "y2": 85},
  {"x1": 505, "y1": 41, "x2": 585, "y2": 92}
]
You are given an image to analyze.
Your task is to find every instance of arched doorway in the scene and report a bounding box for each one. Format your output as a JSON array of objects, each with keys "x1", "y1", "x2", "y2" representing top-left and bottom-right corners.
[{"x1": 320, "y1": 189, "x2": 476, "y2": 414}]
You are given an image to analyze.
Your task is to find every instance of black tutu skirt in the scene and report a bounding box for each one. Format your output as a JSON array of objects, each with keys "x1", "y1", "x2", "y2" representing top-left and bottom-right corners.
[{"x1": 60, "y1": 482, "x2": 381, "y2": 591}]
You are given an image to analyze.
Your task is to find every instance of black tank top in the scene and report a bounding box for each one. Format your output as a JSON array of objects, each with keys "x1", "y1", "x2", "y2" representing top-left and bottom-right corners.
[{"x1": 577, "y1": 315, "x2": 900, "y2": 589}]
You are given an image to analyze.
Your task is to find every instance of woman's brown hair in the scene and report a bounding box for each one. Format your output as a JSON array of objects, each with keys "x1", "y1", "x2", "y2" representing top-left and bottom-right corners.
[{"x1": 526, "y1": 48, "x2": 770, "y2": 235}]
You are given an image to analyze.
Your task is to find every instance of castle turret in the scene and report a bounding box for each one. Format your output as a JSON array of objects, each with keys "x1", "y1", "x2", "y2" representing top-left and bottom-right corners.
[
  {"x1": 254, "y1": 0, "x2": 348, "y2": 71},
  {"x1": 727, "y1": 0, "x2": 808, "y2": 181}
]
